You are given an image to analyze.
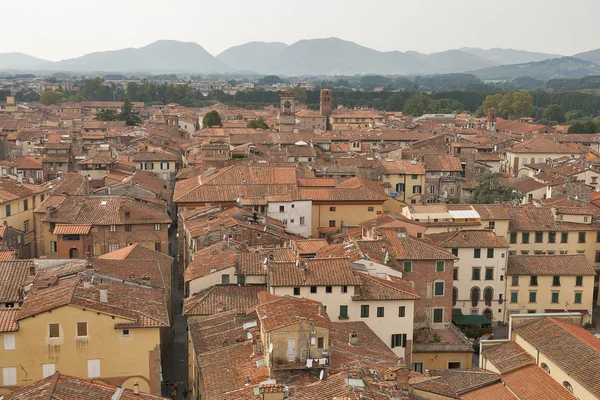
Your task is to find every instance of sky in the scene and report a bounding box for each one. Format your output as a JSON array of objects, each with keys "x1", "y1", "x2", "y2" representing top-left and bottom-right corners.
[{"x1": 3, "y1": 0, "x2": 598, "y2": 61}]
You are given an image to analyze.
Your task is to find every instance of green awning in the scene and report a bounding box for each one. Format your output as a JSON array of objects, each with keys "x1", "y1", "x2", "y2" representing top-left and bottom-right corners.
[{"x1": 452, "y1": 308, "x2": 491, "y2": 326}]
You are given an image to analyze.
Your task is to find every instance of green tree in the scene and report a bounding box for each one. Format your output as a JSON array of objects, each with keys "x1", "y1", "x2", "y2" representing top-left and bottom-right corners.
[
  {"x1": 542, "y1": 104, "x2": 566, "y2": 123},
  {"x1": 202, "y1": 110, "x2": 222, "y2": 128},
  {"x1": 95, "y1": 109, "x2": 118, "y2": 121},
  {"x1": 40, "y1": 91, "x2": 63, "y2": 105},
  {"x1": 117, "y1": 98, "x2": 142, "y2": 126},
  {"x1": 385, "y1": 93, "x2": 404, "y2": 111},
  {"x1": 476, "y1": 93, "x2": 504, "y2": 116},
  {"x1": 403, "y1": 93, "x2": 430, "y2": 116},
  {"x1": 568, "y1": 121, "x2": 586, "y2": 133},
  {"x1": 259, "y1": 75, "x2": 282, "y2": 85},
  {"x1": 292, "y1": 86, "x2": 308, "y2": 104},
  {"x1": 247, "y1": 117, "x2": 269, "y2": 130},
  {"x1": 469, "y1": 173, "x2": 523, "y2": 205}
]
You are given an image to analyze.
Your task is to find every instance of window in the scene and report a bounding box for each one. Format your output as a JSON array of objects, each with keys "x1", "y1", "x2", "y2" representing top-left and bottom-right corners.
[
  {"x1": 398, "y1": 306, "x2": 406, "y2": 317},
  {"x1": 317, "y1": 337, "x2": 324, "y2": 349},
  {"x1": 488, "y1": 220, "x2": 495, "y2": 229},
  {"x1": 110, "y1": 225, "x2": 116, "y2": 232},
  {"x1": 509, "y1": 233, "x2": 517, "y2": 244},
  {"x1": 221, "y1": 274, "x2": 230, "y2": 284},
  {"x1": 434, "y1": 281, "x2": 444, "y2": 296},
  {"x1": 563, "y1": 381, "x2": 574, "y2": 394},
  {"x1": 49, "y1": 240, "x2": 57, "y2": 253},
  {"x1": 472, "y1": 267, "x2": 481, "y2": 280},
  {"x1": 154, "y1": 224, "x2": 161, "y2": 231},
  {"x1": 122, "y1": 329, "x2": 130, "y2": 337},
  {"x1": 596, "y1": 251, "x2": 600, "y2": 263},
  {"x1": 522, "y1": 232, "x2": 529, "y2": 244},
  {"x1": 341, "y1": 285, "x2": 348, "y2": 293},
  {"x1": 377, "y1": 307, "x2": 385, "y2": 317},
  {"x1": 87, "y1": 359, "x2": 101, "y2": 378},
  {"x1": 578, "y1": 232, "x2": 586, "y2": 243},
  {"x1": 552, "y1": 276, "x2": 561, "y2": 287},
  {"x1": 125, "y1": 224, "x2": 132, "y2": 232},
  {"x1": 433, "y1": 308, "x2": 444, "y2": 323},
  {"x1": 521, "y1": 250, "x2": 529, "y2": 255},
  {"x1": 529, "y1": 292, "x2": 537, "y2": 303},
  {"x1": 540, "y1": 363, "x2": 550, "y2": 374},
  {"x1": 367, "y1": 207, "x2": 374, "y2": 212},
  {"x1": 48, "y1": 323, "x2": 60, "y2": 338},
  {"x1": 325, "y1": 285, "x2": 332, "y2": 293},
  {"x1": 429, "y1": 185, "x2": 435, "y2": 194},
  {"x1": 23, "y1": 220, "x2": 29, "y2": 233},
  {"x1": 237, "y1": 274, "x2": 245, "y2": 285},
  {"x1": 547, "y1": 231, "x2": 556, "y2": 243},
  {"x1": 413, "y1": 185, "x2": 422, "y2": 194},
  {"x1": 403, "y1": 261, "x2": 412, "y2": 273},
  {"x1": 413, "y1": 362, "x2": 424, "y2": 374},
  {"x1": 597, "y1": 231, "x2": 600, "y2": 243},
  {"x1": 329, "y1": 207, "x2": 336, "y2": 212},
  {"x1": 5, "y1": 204, "x2": 10, "y2": 217},
  {"x1": 108, "y1": 243, "x2": 119, "y2": 252},
  {"x1": 451, "y1": 248, "x2": 458, "y2": 257},
  {"x1": 41, "y1": 194, "x2": 45, "y2": 202},
  {"x1": 160, "y1": 162, "x2": 169, "y2": 170},
  {"x1": 257, "y1": 233, "x2": 261, "y2": 238},
  {"x1": 2, "y1": 367, "x2": 16, "y2": 386},
  {"x1": 360, "y1": 305, "x2": 370, "y2": 318},
  {"x1": 23, "y1": 199, "x2": 28, "y2": 211},
  {"x1": 485, "y1": 268, "x2": 494, "y2": 281},
  {"x1": 307, "y1": 286, "x2": 316, "y2": 294},
  {"x1": 436, "y1": 261, "x2": 445, "y2": 272},
  {"x1": 339, "y1": 305, "x2": 348, "y2": 318},
  {"x1": 328, "y1": 220, "x2": 336, "y2": 227},
  {"x1": 453, "y1": 268, "x2": 459, "y2": 280},
  {"x1": 299, "y1": 216, "x2": 305, "y2": 225},
  {"x1": 574, "y1": 292, "x2": 582, "y2": 304},
  {"x1": 530, "y1": 276, "x2": 538, "y2": 286},
  {"x1": 293, "y1": 287, "x2": 300, "y2": 296},
  {"x1": 391, "y1": 333, "x2": 407, "y2": 348},
  {"x1": 575, "y1": 276, "x2": 583, "y2": 286},
  {"x1": 561, "y1": 232, "x2": 568, "y2": 243},
  {"x1": 485, "y1": 249, "x2": 494, "y2": 259},
  {"x1": 551, "y1": 292, "x2": 559, "y2": 304},
  {"x1": 510, "y1": 291, "x2": 518, "y2": 303},
  {"x1": 4, "y1": 334, "x2": 15, "y2": 350},
  {"x1": 76, "y1": 322, "x2": 88, "y2": 337},
  {"x1": 279, "y1": 205, "x2": 284, "y2": 212},
  {"x1": 474, "y1": 248, "x2": 481, "y2": 258},
  {"x1": 125, "y1": 211, "x2": 130, "y2": 219},
  {"x1": 42, "y1": 363, "x2": 55, "y2": 378},
  {"x1": 535, "y1": 231, "x2": 543, "y2": 243}
]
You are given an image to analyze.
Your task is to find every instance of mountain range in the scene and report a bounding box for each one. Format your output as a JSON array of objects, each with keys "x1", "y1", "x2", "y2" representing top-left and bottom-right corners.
[{"x1": 1, "y1": 38, "x2": 599, "y2": 80}]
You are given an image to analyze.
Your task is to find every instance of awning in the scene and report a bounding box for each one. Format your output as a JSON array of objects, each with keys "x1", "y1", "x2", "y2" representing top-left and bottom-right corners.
[
  {"x1": 452, "y1": 309, "x2": 492, "y2": 326},
  {"x1": 448, "y1": 209, "x2": 481, "y2": 219},
  {"x1": 53, "y1": 224, "x2": 92, "y2": 235}
]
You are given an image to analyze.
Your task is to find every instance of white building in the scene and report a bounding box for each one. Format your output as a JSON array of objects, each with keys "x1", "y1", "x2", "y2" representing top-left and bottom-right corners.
[{"x1": 266, "y1": 198, "x2": 312, "y2": 238}]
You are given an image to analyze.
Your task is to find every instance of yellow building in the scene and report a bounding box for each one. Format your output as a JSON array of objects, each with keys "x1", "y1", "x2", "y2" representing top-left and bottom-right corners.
[
  {"x1": 0, "y1": 178, "x2": 48, "y2": 258},
  {"x1": 411, "y1": 323, "x2": 473, "y2": 373},
  {"x1": 505, "y1": 254, "x2": 595, "y2": 324},
  {"x1": 381, "y1": 159, "x2": 425, "y2": 204},
  {"x1": 0, "y1": 272, "x2": 168, "y2": 395},
  {"x1": 329, "y1": 112, "x2": 385, "y2": 130}
]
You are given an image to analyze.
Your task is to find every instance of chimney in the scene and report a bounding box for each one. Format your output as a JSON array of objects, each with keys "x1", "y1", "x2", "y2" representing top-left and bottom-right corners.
[
  {"x1": 46, "y1": 206, "x2": 57, "y2": 218},
  {"x1": 99, "y1": 289, "x2": 108, "y2": 303},
  {"x1": 133, "y1": 381, "x2": 139, "y2": 395},
  {"x1": 349, "y1": 331, "x2": 359, "y2": 346},
  {"x1": 28, "y1": 266, "x2": 36, "y2": 276}
]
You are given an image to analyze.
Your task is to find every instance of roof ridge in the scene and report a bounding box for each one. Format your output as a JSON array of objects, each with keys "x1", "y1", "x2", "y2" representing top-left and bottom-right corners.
[
  {"x1": 357, "y1": 272, "x2": 420, "y2": 299},
  {"x1": 45, "y1": 371, "x2": 61, "y2": 400}
]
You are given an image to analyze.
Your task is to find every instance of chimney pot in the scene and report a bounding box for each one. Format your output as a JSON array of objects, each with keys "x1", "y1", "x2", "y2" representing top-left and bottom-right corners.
[
  {"x1": 99, "y1": 289, "x2": 108, "y2": 303},
  {"x1": 349, "y1": 331, "x2": 359, "y2": 346},
  {"x1": 133, "y1": 381, "x2": 139, "y2": 394}
]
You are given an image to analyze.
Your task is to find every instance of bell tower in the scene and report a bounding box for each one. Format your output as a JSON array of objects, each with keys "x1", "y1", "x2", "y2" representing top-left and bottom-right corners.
[
  {"x1": 487, "y1": 108, "x2": 497, "y2": 132},
  {"x1": 279, "y1": 92, "x2": 296, "y2": 132}
]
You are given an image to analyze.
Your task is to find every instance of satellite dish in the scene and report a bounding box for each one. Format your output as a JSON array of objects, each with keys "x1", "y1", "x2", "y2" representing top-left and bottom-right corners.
[
  {"x1": 319, "y1": 370, "x2": 325, "y2": 380},
  {"x1": 269, "y1": 343, "x2": 274, "y2": 353}
]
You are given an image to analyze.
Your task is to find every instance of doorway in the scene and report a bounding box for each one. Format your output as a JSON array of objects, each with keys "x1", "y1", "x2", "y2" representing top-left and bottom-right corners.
[
  {"x1": 483, "y1": 309, "x2": 492, "y2": 321},
  {"x1": 287, "y1": 338, "x2": 296, "y2": 361},
  {"x1": 69, "y1": 248, "x2": 79, "y2": 259}
]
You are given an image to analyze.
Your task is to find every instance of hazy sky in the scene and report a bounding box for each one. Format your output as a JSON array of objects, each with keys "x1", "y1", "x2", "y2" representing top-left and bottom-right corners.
[{"x1": 3, "y1": 0, "x2": 598, "y2": 61}]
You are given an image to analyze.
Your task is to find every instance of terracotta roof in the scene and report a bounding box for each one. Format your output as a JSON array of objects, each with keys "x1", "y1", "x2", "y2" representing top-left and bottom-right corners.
[
  {"x1": 481, "y1": 342, "x2": 535, "y2": 373},
  {"x1": 0, "y1": 308, "x2": 18, "y2": 332},
  {"x1": 269, "y1": 257, "x2": 361, "y2": 287},
  {"x1": 53, "y1": 224, "x2": 92, "y2": 235},
  {"x1": 0, "y1": 260, "x2": 33, "y2": 303},
  {"x1": 132, "y1": 151, "x2": 178, "y2": 162},
  {"x1": 381, "y1": 159, "x2": 425, "y2": 174},
  {"x1": 15, "y1": 156, "x2": 43, "y2": 169},
  {"x1": 461, "y1": 382, "x2": 517, "y2": 400},
  {"x1": 502, "y1": 365, "x2": 576, "y2": 400},
  {"x1": 352, "y1": 272, "x2": 420, "y2": 301},
  {"x1": 379, "y1": 230, "x2": 456, "y2": 260},
  {"x1": 292, "y1": 239, "x2": 329, "y2": 255},
  {"x1": 426, "y1": 230, "x2": 509, "y2": 249},
  {"x1": 185, "y1": 242, "x2": 238, "y2": 283},
  {"x1": 513, "y1": 318, "x2": 600, "y2": 397},
  {"x1": 183, "y1": 285, "x2": 264, "y2": 316},
  {"x1": 412, "y1": 369, "x2": 501, "y2": 397},
  {"x1": 256, "y1": 295, "x2": 332, "y2": 332},
  {"x1": 471, "y1": 204, "x2": 511, "y2": 220},
  {"x1": 0, "y1": 178, "x2": 47, "y2": 204},
  {"x1": 506, "y1": 254, "x2": 595, "y2": 276},
  {"x1": 236, "y1": 248, "x2": 294, "y2": 275},
  {"x1": 188, "y1": 311, "x2": 258, "y2": 356},
  {"x1": 423, "y1": 154, "x2": 463, "y2": 172}
]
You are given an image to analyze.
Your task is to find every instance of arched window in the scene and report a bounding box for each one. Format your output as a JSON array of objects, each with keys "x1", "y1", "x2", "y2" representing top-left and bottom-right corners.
[
  {"x1": 541, "y1": 363, "x2": 550, "y2": 374},
  {"x1": 484, "y1": 287, "x2": 493, "y2": 306},
  {"x1": 471, "y1": 287, "x2": 480, "y2": 307},
  {"x1": 563, "y1": 381, "x2": 573, "y2": 393},
  {"x1": 452, "y1": 287, "x2": 458, "y2": 306}
]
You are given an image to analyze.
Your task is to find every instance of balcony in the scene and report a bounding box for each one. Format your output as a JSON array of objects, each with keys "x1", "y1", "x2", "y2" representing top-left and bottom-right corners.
[{"x1": 271, "y1": 354, "x2": 329, "y2": 371}]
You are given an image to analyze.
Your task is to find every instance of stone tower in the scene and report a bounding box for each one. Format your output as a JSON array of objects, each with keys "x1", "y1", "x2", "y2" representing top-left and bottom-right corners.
[
  {"x1": 279, "y1": 92, "x2": 296, "y2": 132},
  {"x1": 487, "y1": 108, "x2": 497, "y2": 132},
  {"x1": 320, "y1": 89, "x2": 332, "y2": 117},
  {"x1": 164, "y1": 114, "x2": 180, "y2": 136}
]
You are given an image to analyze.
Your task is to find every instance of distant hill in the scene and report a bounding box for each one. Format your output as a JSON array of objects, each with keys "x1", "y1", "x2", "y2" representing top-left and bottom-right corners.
[
  {"x1": 216, "y1": 42, "x2": 288, "y2": 74},
  {"x1": 424, "y1": 50, "x2": 498, "y2": 73},
  {"x1": 470, "y1": 57, "x2": 600, "y2": 81},
  {"x1": 0, "y1": 52, "x2": 49, "y2": 70},
  {"x1": 50, "y1": 40, "x2": 229, "y2": 73},
  {"x1": 460, "y1": 47, "x2": 562, "y2": 65},
  {"x1": 573, "y1": 48, "x2": 600, "y2": 65}
]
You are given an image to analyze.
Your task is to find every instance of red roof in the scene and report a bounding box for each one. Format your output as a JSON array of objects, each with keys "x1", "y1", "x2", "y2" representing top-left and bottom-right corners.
[{"x1": 53, "y1": 224, "x2": 92, "y2": 235}]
